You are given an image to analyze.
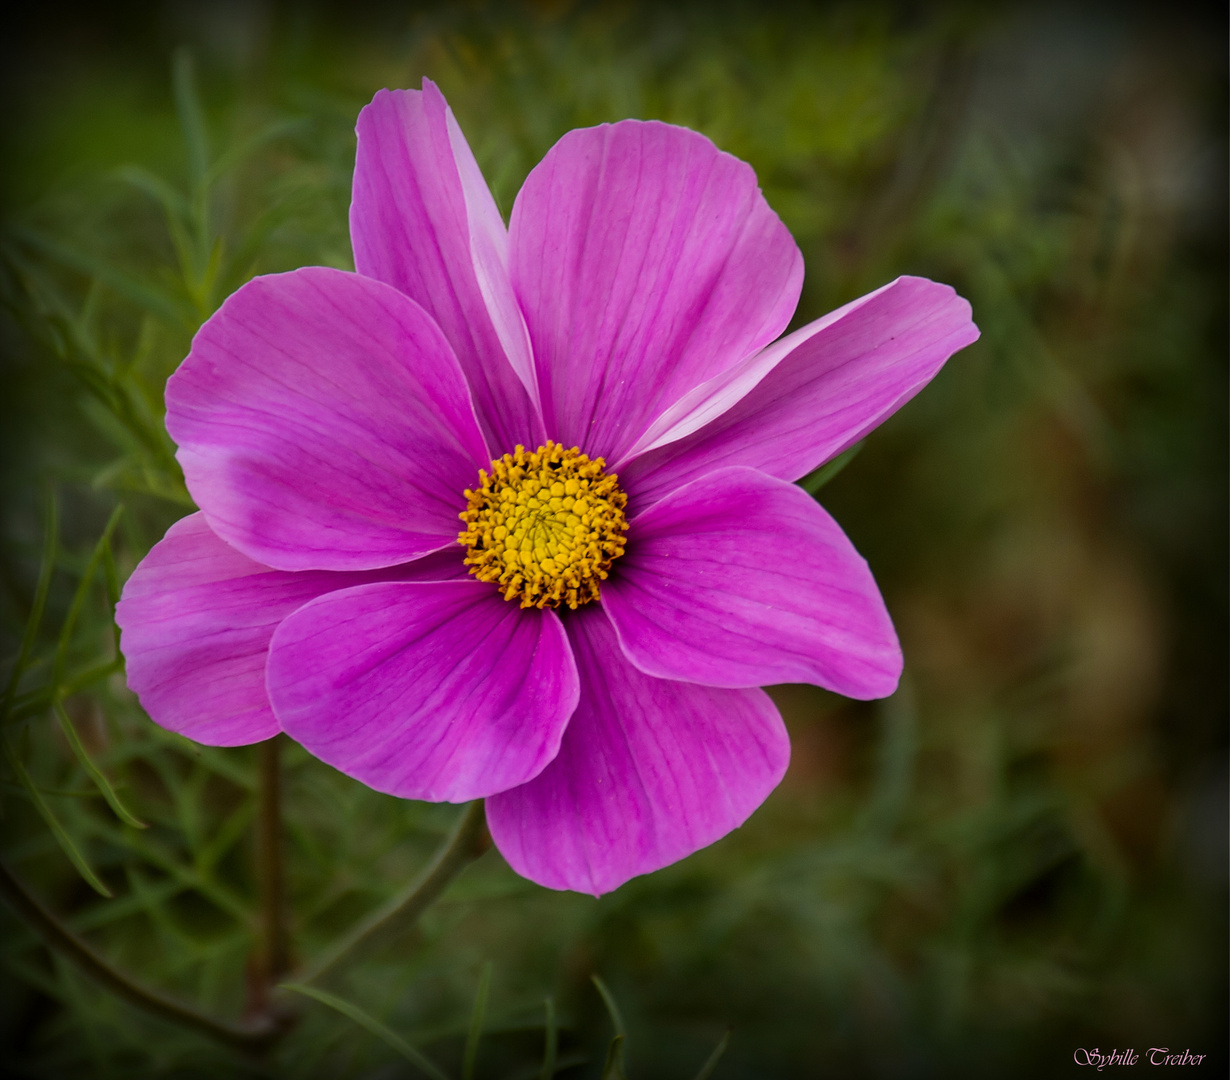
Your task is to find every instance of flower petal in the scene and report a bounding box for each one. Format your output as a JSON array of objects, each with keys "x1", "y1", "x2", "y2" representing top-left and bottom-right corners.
[
  {"x1": 352, "y1": 82, "x2": 543, "y2": 452},
  {"x1": 603, "y1": 467, "x2": 901, "y2": 698},
  {"x1": 619, "y1": 276, "x2": 980, "y2": 507},
  {"x1": 115, "y1": 514, "x2": 458, "y2": 747},
  {"x1": 166, "y1": 266, "x2": 490, "y2": 572},
  {"x1": 267, "y1": 581, "x2": 579, "y2": 802},
  {"x1": 486, "y1": 606, "x2": 788, "y2": 895},
  {"x1": 509, "y1": 119, "x2": 802, "y2": 464}
]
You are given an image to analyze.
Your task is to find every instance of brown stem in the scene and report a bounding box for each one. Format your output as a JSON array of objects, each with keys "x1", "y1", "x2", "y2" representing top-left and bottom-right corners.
[
  {"x1": 0, "y1": 858, "x2": 279, "y2": 1051},
  {"x1": 293, "y1": 800, "x2": 490, "y2": 987},
  {"x1": 259, "y1": 736, "x2": 289, "y2": 977},
  {"x1": 248, "y1": 735, "x2": 290, "y2": 1017}
]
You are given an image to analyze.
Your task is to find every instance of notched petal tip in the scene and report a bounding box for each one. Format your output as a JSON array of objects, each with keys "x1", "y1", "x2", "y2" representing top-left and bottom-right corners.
[
  {"x1": 510, "y1": 116, "x2": 802, "y2": 464},
  {"x1": 486, "y1": 607, "x2": 790, "y2": 895},
  {"x1": 352, "y1": 79, "x2": 544, "y2": 451},
  {"x1": 604, "y1": 467, "x2": 903, "y2": 700},
  {"x1": 620, "y1": 273, "x2": 982, "y2": 509}
]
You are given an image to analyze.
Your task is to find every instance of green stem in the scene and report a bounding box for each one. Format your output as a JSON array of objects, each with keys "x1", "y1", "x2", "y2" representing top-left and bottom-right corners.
[
  {"x1": 0, "y1": 859, "x2": 279, "y2": 1051},
  {"x1": 296, "y1": 801, "x2": 490, "y2": 986}
]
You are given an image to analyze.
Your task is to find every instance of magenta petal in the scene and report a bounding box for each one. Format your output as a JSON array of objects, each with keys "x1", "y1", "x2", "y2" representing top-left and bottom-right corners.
[
  {"x1": 486, "y1": 606, "x2": 789, "y2": 896},
  {"x1": 603, "y1": 468, "x2": 902, "y2": 698},
  {"x1": 509, "y1": 119, "x2": 802, "y2": 464},
  {"x1": 352, "y1": 82, "x2": 543, "y2": 452},
  {"x1": 166, "y1": 267, "x2": 490, "y2": 572},
  {"x1": 115, "y1": 514, "x2": 413, "y2": 747},
  {"x1": 619, "y1": 276, "x2": 980, "y2": 508},
  {"x1": 267, "y1": 582, "x2": 579, "y2": 802}
]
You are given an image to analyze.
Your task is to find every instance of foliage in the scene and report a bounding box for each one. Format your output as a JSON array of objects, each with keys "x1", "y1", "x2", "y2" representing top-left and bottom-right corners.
[{"x1": 1, "y1": 2, "x2": 1225, "y2": 1077}]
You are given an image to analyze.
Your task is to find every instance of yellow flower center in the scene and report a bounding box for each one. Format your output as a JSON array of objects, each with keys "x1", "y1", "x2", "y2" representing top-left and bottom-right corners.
[{"x1": 458, "y1": 441, "x2": 629, "y2": 610}]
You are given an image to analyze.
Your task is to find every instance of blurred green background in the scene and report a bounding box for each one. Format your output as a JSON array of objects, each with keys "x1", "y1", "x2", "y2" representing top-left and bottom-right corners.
[{"x1": 1, "y1": 2, "x2": 1225, "y2": 1077}]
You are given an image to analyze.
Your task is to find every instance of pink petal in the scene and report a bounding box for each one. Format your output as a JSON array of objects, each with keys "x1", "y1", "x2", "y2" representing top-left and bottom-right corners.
[
  {"x1": 115, "y1": 514, "x2": 461, "y2": 747},
  {"x1": 509, "y1": 119, "x2": 802, "y2": 465},
  {"x1": 166, "y1": 267, "x2": 490, "y2": 572},
  {"x1": 486, "y1": 606, "x2": 789, "y2": 895},
  {"x1": 352, "y1": 82, "x2": 543, "y2": 453},
  {"x1": 619, "y1": 276, "x2": 980, "y2": 508},
  {"x1": 603, "y1": 467, "x2": 901, "y2": 699},
  {"x1": 267, "y1": 582, "x2": 579, "y2": 803}
]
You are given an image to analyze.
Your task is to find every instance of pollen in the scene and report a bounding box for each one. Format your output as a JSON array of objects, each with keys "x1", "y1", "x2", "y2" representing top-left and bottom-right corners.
[{"x1": 458, "y1": 441, "x2": 629, "y2": 610}]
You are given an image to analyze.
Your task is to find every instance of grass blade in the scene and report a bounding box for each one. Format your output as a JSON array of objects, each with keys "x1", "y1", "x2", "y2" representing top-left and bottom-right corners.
[
  {"x1": 3, "y1": 734, "x2": 112, "y2": 898},
  {"x1": 539, "y1": 996, "x2": 558, "y2": 1080},
  {"x1": 463, "y1": 960, "x2": 493, "y2": 1080},
  {"x1": 2, "y1": 486, "x2": 57, "y2": 722},
  {"x1": 279, "y1": 982, "x2": 449, "y2": 1080},
  {"x1": 53, "y1": 701, "x2": 145, "y2": 829},
  {"x1": 691, "y1": 1031, "x2": 731, "y2": 1080},
  {"x1": 798, "y1": 440, "x2": 864, "y2": 494}
]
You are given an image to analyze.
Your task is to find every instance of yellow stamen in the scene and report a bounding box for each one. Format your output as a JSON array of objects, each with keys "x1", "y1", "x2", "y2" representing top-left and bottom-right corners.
[{"x1": 458, "y1": 441, "x2": 628, "y2": 610}]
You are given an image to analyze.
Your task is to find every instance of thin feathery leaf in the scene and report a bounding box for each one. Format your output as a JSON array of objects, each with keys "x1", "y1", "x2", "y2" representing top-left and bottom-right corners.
[
  {"x1": 539, "y1": 996, "x2": 558, "y2": 1080},
  {"x1": 53, "y1": 504, "x2": 124, "y2": 690},
  {"x1": 691, "y1": 1031, "x2": 731, "y2": 1080},
  {"x1": 279, "y1": 983, "x2": 450, "y2": 1080},
  {"x1": 7, "y1": 224, "x2": 189, "y2": 325},
  {"x1": 172, "y1": 49, "x2": 211, "y2": 189},
  {"x1": 204, "y1": 117, "x2": 311, "y2": 186},
  {"x1": 599, "y1": 1033, "x2": 626, "y2": 1080},
  {"x1": 113, "y1": 165, "x2": 191, "y2": 223},
  {"x1": 53, "y1": 701, "x2": 146, "y2": 829},
  {"x1": 2, "y1": 486, "x2": 57, "y2": 722},
  {"x1": 3, "y1": 735, "x2": 112, "y2": 897},
  {"x1": 593, "y1": 977, "x2": 628, "y2": 1080},
  {"x1": 100, "y1": 540, "x2": 121, "y2": 657},
  {"x1": 463, "y1": 961, "x2": 494, "y2": 1080},
  {"x1": 799, "y1": 440, "x2": 864, "y2": 494},
  {"x1": 590, "y1": 975, "x2": 626, "y2": 1039}
]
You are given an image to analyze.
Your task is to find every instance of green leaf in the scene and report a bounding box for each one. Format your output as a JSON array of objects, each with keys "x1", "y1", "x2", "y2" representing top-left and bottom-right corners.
[
  {"x1": 592, "y1": 976, "x2": 627, "y2": 1080},
  {"x1": 539, "y1": 996, "x2": 558, "y2": 1080},
  {"x1": 3, "y1": 734, "x2": 112, "y2": 898},
  {"x1": 172, "y1": 49, "x2": 211, "y2": 190},
  {"x1": 53, "y1": 701, "x2": 146, "y2": 829},
  {"x1": 857, "y1": 677, "x2": 917, "y2": 836},
  {"x1": 7, "y1": 223, "x2": 189, "y2": 325},
  {"x1": 100, "y1": 541, "x2": 121, "y2": 658},
  {"x1": 691, "y1": 1031, "x2": 731, "y2": 1080},
  {"x1": 600, "y1": 1034, "x2": 627, "y2": 1080},
  {"x1": 53, "y1": 504, "x2": 124, "y2": 690},
  {"x1": 590, "y1": 975, "x2": 626, "y2": 1039},
  {"x1": 2, "y1": 486, "x2": 57, "y2": 723},
  {"x1": 798, "y1": 440, "x2": 865, "y2": 494},
  {"x1": 278, "y1": 983, "x2": 450, "y2": 1080},
  {"x1": 463, "y1": 960, "x2": 493, "y2": 1080},
  {"x1": 113, "y1": 165, "x2": 190, "y2": 223},
  {"x1": 203, "y1": 117, "x2": 311, "y2": 187}
]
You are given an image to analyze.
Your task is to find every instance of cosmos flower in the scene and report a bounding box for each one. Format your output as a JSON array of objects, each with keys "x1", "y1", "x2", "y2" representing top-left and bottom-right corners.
[{"x1": 116, "y1": 80, "x2": 978, "y2": 896}]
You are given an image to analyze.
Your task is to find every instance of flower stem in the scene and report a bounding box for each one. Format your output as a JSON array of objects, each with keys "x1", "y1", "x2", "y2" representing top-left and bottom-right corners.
[
  {"x1": 260, "y1": 737, "x2": 290, "y2": 975},
  {"x1": 249, "y1": 735, "x2": 290, "y2": 1014},
  {"x1": 0, "y1": 858, "x2": 279, "y2": 1050},
  {"x1": 293, "y1": 800, "x2": 490, "y2": 986}
]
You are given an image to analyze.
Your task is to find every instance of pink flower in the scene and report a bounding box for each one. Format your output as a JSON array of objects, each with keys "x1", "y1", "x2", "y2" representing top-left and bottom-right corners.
[{"x1": 116, "y1": 80, "x2": 978, "y2": 895}]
